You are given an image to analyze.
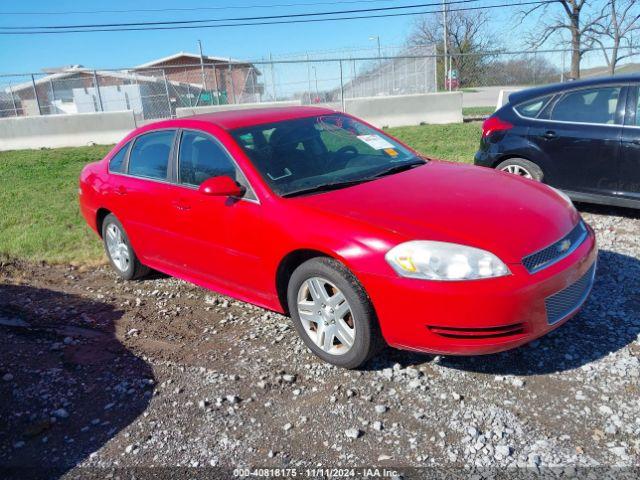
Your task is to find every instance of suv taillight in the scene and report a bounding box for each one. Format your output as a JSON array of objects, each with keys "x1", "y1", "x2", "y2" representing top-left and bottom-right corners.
[{"x1": 482, "y1": 116, "x2": 513, "y2": 138}]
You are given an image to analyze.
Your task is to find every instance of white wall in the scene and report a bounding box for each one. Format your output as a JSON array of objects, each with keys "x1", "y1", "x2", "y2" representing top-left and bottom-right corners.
[
  {"x1": 176, "y1": 93, "x2": 463, "y2": 128},
  {"x1": 0, "y1": 111, "x2": 136, "y2": 151},
  {"x1": 344, "y1": 92, "x2": 463, "y2": 128}
]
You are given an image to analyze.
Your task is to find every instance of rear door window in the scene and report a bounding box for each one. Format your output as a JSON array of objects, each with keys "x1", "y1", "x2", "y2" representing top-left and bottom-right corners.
[
  {"x1": 108, "y1": 141, "x2": 130, "y2": 173},
  {"x1": 550, "y1": 87, "x2": 621, "y2": 124},
  {"x1": 128, "y1": 130, "x2": 176, "y2": 180}
]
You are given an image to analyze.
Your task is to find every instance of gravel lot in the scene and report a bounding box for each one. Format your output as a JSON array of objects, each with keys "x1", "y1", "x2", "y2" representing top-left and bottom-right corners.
[{"x1": 1, "y1": 204, "x2": 639, "y2": 477}]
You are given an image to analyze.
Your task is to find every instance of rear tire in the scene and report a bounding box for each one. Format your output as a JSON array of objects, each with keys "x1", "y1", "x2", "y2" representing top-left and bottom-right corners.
[
  {"x1": 496, "y1": 158, "x2": 543, "y2": 181},
  {"x1": 101, "y1": 214, "x2": 149, "y2": 280},
  {"x1": 287, "y1": 257, "x2": 384, "y2": 369}
]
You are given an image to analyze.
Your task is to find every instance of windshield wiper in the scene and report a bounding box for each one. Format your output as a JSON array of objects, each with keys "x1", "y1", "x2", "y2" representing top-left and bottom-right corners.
[
  {"x1": 372, "y1": 160, "x2": 426, "y2": 178},
  {"x1": 283, "y1": 178, "x2": 373, "y2": 197}
]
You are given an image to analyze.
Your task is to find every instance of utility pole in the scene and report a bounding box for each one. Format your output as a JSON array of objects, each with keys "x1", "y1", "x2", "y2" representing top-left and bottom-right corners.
[
  {"x1": 369, "y1": 35, "x2": 382, "y2": 67},
  {"x1": 198, "y1": 39, "x2": 209, "y2": 102},
  {"x1": 442, "y1": 0, "x2": 448, "y2": 91}
]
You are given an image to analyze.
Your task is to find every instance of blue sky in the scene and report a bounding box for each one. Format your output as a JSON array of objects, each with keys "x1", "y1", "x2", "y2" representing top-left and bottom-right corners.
[{"x1": 0, "y1": 0, "x2": 531, "y2": 74}]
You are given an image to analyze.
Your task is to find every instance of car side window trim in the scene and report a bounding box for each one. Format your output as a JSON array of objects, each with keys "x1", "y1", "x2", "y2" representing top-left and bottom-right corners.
[
  {"x1": 512, "y1": 95, "x2": 554, "y2": 119},
  {"x1": 512, "y1": 84, "x2": 626, "y2": 127},
  {"x1": 107, "y1": 140, "x2": 132, "y2": 174},
  {"x1": 110, "y1": 128, "x2": 178, "y2": 186},
  {"x1": 174, "y1": 128, "x2": 260, "y2": 204}
]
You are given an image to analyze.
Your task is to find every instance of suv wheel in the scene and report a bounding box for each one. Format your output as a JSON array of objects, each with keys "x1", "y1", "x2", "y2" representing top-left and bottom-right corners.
[
  {"x1": 496, "y1": 158, "x2": 543, "y2": 181},
  {"x1": 287, "y1": 257, "x2": 384, "y2": 369}
]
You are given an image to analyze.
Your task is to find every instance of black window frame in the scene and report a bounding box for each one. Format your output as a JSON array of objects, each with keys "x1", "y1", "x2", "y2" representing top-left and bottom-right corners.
[
  {"x1": 174, "y1": 128, "x2": 258, "y2": 202},
  {"x1": 107, "y1": 140, "x2": 132, "y2": 174},
  {"x1": 125, "y1": 129, "x2": 178, "y2": 182},
  {"x1": 513, "y1": 95, "x2": 554, "y2": 119},
  {"x1": 542, "y1": 84, "x2": 626, "y2": 126}
]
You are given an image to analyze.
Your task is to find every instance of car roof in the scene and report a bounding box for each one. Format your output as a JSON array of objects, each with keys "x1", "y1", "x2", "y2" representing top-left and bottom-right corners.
[
  {"x1": 508, "y1": 73, "x2": 640, "y2": 105},
  {"x1": 181, "y1": 105, "x2": 339, "y2": 130}
]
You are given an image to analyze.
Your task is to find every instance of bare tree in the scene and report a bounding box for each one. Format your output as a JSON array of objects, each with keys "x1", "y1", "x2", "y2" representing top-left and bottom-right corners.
[
  {"x1": 588, "y1": 0, "x2": 640, "y2": 74},
  {"x1": 409, "y1": 10, "x2": 494, "y2": 87},
  {"x1": 523, "y1": 0, "x2": 605, "y2": 79}
]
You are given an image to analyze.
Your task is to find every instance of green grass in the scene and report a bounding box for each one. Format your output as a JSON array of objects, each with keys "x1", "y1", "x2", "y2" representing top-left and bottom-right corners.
[
  {"x1": 0, "y1": 145, "x2": 111, "y2": 263},
  {"x1": 462, "y1": 106, "x2": 495, "y2": 117},
  {"x1": 387, "y1": 122, "x2": 481, "y2": 163},
  {"x1": 0, "y1": 122, "x2": 482, "y2": 263}
]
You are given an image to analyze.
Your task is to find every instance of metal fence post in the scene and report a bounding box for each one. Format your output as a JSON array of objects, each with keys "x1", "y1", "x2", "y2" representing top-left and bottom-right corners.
[
  {"x1": 92, "y1": 70, "x2": 104, "y2": 112},
  {"x1": 8, "y1": 83, "x2": 18, "y2": 116},
  {"x1": 270, "y1": 53, "x2": 277, "y2": 102},
  {"x1": 162, "y1": 69, "x2": 172, "y2": 117},
  {"x1": 339, "y1": 60, "x2": 345, "y2": 112},
  {"x1": 228, "y1": 62, "x2": 236, "y2": 104},
  {"x1": 31, "y1": 74, "x2": 42, "y2": 115},
  {"x1": 212, "y1": 64, "x2": 219, "y2": 105}
]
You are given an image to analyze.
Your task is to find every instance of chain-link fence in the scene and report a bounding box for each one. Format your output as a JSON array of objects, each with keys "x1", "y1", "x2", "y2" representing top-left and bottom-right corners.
[{"x1": 1, "y1": 45, "x2": 639, "y2": 121}]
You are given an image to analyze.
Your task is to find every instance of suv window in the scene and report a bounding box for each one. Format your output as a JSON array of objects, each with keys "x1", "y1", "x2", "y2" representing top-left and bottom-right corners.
[
  {"x1": 550, "y1": 87, "x2": 621, "y2": 124},
  {"x1": 514, "y1": 96, "x2": 551, "y2": 118},
  {"x1": 128, "y1": 130, "x2": 175, "y2": 180},
  {"x1": 108, "y1": 141, "x2": 130, "y2": 173},
  {"x1": 178, "y1": 131, "x2": 256, "y2": 200}
]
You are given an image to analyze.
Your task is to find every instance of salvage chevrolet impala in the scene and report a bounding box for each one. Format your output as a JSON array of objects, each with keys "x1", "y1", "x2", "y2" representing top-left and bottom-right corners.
[{"x1": 79, "y1": 107, "x2": 597, "y2": 368}]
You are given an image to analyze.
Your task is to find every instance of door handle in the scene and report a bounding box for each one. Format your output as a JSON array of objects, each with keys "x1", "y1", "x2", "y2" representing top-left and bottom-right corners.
[
  {"x1": 115, "y1": 186, "x2": 127, "y2": 196},
  {"x1": 540, "y1": 131, "x2": 557, "y2": 139},
  {"x1": 172, "y1": 200, "x2": 191, "y2": 211}
]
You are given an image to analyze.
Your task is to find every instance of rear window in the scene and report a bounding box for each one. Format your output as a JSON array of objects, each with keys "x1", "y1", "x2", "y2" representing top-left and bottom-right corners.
[
  {"x1": 108, "y1": 141, "x2": 130, "y2": 173},
  {"x1": 128, "y1": 130, "x2": 175, "y2": 180},
  {"x1": 514, "y1": 96, "x2": 551, "y2": 118}
]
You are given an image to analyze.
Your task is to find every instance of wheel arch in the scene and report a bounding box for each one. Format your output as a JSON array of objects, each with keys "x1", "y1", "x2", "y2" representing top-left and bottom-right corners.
[
  {"x1": 95, "y1": 208, "x2": 112, "y2": 238},
  {"x1": 275, "y1": 248, "x2": 338, "y2": 315},
  {"x1": 492, "y1": 154, "x2": 532, "y2": 169}
]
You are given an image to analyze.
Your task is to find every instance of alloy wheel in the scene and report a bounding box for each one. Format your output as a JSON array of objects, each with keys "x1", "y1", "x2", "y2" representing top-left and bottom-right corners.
[
  {"x1": 105, "y1": 223, "x2": 130, "y2": 272},
  {"x1": 500, "y1": 164, "x2": 533, "y2": 179},
  {"x1": 296, "y1": 277, "x2": 355, "y2": 355}
]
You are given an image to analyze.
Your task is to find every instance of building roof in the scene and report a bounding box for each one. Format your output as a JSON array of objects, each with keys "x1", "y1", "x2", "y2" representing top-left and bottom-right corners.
[
  {"x1": 5, "y1": 67, "x2": 202, "y2": 94},
  {"x1": 134, "y1": 52, "x2": 255, "y2": 69},
  {"x1": 182, "y1": 106, "x2": 338, "y2": 129}
]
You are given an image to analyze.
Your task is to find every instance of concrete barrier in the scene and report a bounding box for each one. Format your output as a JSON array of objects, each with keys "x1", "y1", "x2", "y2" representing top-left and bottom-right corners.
[
  {"x1": 343, "y1": 92, "x2": 463, "y2": 128},
  {"x1": 496, "y1": 89, "x2": 522, "y2": 110},
  {"x1": 0, "y1": 111, "x2": 136, "y2": 151},
  {"x1": 175, "y1": 100, "x2": 302, "y2": 118}
]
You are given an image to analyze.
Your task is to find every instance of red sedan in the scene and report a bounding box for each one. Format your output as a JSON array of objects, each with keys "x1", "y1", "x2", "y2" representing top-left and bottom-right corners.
[{"x1": 79, "y1": 107, "x2": 597, "y2": 368}]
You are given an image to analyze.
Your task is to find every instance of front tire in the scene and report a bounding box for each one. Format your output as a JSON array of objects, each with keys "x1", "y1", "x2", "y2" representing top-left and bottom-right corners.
[
  {"x1": 496, "y1": 158, "x2": 543, "y2": 181},
  {"x1": 101, "y1": 214, "x2": 149, "y2": 280},
  {"x1": 287, "y1": 257, "x2": 384, "y2": 369}
]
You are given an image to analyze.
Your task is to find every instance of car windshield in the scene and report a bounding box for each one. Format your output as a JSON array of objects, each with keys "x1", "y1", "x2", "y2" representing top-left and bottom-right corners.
[{"x1": 230, "y1": 114, "x2": 425, "y2": 197}]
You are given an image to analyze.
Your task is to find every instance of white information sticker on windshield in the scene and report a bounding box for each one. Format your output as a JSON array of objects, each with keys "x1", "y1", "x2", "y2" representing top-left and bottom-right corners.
[{"x1": 357, "y1": 134, "x2": 394, "y2": 150}]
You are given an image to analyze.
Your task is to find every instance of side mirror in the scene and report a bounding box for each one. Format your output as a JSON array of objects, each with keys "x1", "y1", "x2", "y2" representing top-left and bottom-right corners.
[{"x1": 199, "y1": 176, "x2": 244, "y2": 197}]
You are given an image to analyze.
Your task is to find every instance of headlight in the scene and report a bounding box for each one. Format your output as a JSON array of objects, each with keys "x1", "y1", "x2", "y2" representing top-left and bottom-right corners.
[
  {"x1": 385, "y1": 241, "x2": 510, "y2": 281},
  {"x1": 550, "y1": 186, "x2": 573, "y2": 207}
]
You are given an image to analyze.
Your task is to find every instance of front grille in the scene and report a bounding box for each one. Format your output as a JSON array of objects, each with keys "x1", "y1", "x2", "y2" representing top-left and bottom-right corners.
[
  {"x1": 522, "y1": 221, "x2": 588, "y2": 273},
  {"x1": 545, "y1": 262, "x2": 596, "y2": 325},
  {"x1": 428, "y1": 323, "x2": 525, "y2": 340}
]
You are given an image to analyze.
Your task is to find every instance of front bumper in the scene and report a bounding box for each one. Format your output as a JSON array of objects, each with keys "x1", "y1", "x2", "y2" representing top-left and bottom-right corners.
[{"x1": 359, "y1": 226, "x2": 597, "y2": 355}]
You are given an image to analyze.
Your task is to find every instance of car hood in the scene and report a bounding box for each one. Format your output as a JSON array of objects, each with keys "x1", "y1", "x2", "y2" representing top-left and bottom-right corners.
[{"x1": 290, "y1": 161, "x2": 581, "y2": 263}]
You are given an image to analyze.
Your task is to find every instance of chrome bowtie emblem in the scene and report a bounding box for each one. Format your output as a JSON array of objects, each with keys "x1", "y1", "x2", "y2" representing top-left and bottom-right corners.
[{"x1": 557, "y1": 239, "x2": 571, "y2": 253}]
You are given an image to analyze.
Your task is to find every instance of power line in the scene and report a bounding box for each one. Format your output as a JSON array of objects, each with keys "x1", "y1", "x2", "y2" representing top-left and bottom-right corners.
[
  {"x1": 0, "y1": 1, "x2": 554, "y2": 35},
  {"x1": 1, "y1": 0, "x2": 482, "y2": 30},
  {"x1": 0, "y1": 0, "x2": 408, "y2": 16}
]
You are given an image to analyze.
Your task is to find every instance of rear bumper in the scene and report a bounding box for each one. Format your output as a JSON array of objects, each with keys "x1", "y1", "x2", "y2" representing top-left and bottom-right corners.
[
  {"x1": 359, "y1": 227, "x2": 597, "y2": 355},
  {"x1": 473, "y1": 149, "x2": 495, "y2": 168}
]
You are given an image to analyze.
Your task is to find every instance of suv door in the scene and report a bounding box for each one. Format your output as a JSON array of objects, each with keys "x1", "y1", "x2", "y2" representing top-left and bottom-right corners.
[
  {"x1": 526, "y1": 85, "x2": 624, "y2": 195},
  {"x1": 619, "y1": 85, "x2": 640, "y2": 202}
]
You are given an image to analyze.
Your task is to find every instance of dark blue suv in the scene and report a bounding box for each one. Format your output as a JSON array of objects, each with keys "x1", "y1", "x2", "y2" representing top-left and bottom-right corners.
[{"x1": 474, "y1": 74, "x2": 640, "y2": 209}]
